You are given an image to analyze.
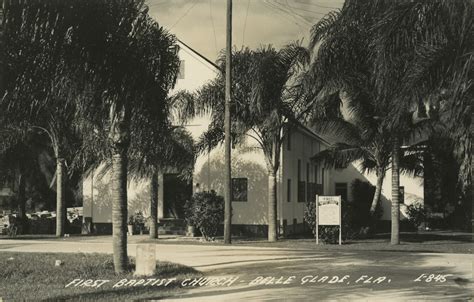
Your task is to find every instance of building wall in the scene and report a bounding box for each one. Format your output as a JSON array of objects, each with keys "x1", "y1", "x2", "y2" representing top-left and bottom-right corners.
[
  {"x1": 327, "y1": 163, "x2": 424, "y2": 221},
  {"x1": 280, "y1": 127, "x2": 327, "y2": 229},
  {"x1": 193, "y1": 143, "x2": 269, "y2": 226},
  {"x1": 83, "y1": 41, "x2": 219, "y2": 227}
]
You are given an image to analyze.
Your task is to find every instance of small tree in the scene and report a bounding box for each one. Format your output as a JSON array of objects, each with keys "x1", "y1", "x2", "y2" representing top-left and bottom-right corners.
[{"x1": 184, "y1": 191, "x2": 224, "y2": 241}]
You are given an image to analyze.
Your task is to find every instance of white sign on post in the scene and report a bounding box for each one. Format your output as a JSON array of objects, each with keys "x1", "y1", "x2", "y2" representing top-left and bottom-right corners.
[{"x1": 316, "y1": 195, "x2": 342, "y2": 245}]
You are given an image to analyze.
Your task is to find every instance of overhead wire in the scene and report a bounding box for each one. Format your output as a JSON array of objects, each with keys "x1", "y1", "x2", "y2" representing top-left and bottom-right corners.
[
  {"x1": 242, "y1": 0, "x2": 251, "y2": 46},
  {"x1": 209, "y1": 0, "x2": 219, "y2": 58},
  {"x1": 170, "y1": 0, "x2": 200, "y2": 30},
  {"x1": 262, "y1": 0, "x2": 307, "y2": 29}
]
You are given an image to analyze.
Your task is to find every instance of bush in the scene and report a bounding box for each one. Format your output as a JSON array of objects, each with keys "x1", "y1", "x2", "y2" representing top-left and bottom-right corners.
[
  {"x1": 304, "y1": 199, "x2": 356, "y2": 243},
  {"x1": 184, "y1": 190, "x2": 224, "y2": 241},
  {"x1": 406, "y1": 201, "x2": 426, "y2": 229},
  {"x1": 128, "y1": 211, "x2": 146, "y2": 234}
]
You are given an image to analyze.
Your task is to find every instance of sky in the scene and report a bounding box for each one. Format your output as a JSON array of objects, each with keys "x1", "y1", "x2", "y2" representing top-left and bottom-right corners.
[{"x1": 147, "y1": 0, "x2": 344, "y2": 62}]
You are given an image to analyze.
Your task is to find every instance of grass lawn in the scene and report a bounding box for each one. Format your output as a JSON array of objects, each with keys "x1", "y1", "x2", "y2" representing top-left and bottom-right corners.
[{"x1": 0, "y1": 252, "x2": 201, "y2": 301}]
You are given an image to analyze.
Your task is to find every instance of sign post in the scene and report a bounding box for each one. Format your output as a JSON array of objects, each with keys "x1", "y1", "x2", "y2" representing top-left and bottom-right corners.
[{"x1": 316, "y1": 195, "x2": 342, "y2": 245}]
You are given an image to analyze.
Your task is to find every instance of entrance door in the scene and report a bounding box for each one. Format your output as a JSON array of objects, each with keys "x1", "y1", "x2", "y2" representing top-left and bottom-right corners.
[{"x1": 163, "y1": 174, "x2": 192, "y2": 218}]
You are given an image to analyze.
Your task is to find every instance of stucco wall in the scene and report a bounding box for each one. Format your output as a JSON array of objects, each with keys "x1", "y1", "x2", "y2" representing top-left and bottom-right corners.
[
  {"x1": 327, "y1": 162, "x2": 424, "y2": 221},
  {"x1": 82, "y1": 170, "x2": 150, "y2": 224},
  {"x1": 280, "y1": 127, "x2": 326, "y2": 226}
]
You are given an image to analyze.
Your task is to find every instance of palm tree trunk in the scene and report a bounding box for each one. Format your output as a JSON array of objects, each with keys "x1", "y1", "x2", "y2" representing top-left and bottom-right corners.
[
  {"x1": 149, "y1": 170, "x2": 158, "y2": 239},
  {"x1": 369, "y1": 167, "x2": 385, "y2": 215},
  {"x1": 268, "y1": 168, "x2": 278, "y2": 242},
  {"x1": 391, "y1": 137, "x2": 400, "y2": 245},
  {"x1": 56, "y1": 157, "x2": 66, "y2": 237},
  {"x1": 111, "y1": 151, "x2": 129, "y2": 273}
]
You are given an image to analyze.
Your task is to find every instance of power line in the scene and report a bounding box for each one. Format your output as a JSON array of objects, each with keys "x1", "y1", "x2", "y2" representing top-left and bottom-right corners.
[
  {"x1": 170, "y1": 0, "x2": 199, "y2": 30},
  {"x1": 242, "y1": 0, "x2": 251, "y2": 46},
  {"x1": 209, "y1": 0, "x2": 218, "y2": 58},
  {"x1": 262, "y1": 0, "x2": 307, "y2": 29},
  {"x1": 272, "y1": 0, "x2": 312, "y2": 24},
  {"x1": 292, "y1": 0, "x2": 340, "y2": 10},
  {"x1": 282, "y1": 0, "x2": 333, "y2": 16}
]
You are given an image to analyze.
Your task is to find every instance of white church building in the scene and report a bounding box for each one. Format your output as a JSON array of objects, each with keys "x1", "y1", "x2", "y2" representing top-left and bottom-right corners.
[{"x1": 81, "y1": 40, "x2": 423, "y2": 236}]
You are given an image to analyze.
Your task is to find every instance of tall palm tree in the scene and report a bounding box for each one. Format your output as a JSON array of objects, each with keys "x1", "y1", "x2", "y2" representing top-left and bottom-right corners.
[
  {"x1": 371, "y1": 0, "x2": 473, "y2": 242},
  {"x1": 2, "y1": 0, "x2": 88, "y2": 237},
  {"x1": 69, "y1": 1, "x2": 180, "y2": 272},
  {"x1": 185, "y1": 44, "x2": 311, "y2": 242}
]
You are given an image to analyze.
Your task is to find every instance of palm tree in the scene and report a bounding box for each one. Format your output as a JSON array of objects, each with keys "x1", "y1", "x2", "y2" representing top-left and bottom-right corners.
[
  {"x1": 310, "y1": 1, "x2": 462, "y2": 244},
  {"x1": 185, "y1": 44, "x2": 311, "y2": 242},
  {"x1": 311, "y1": 109, "x2": 392, "y2": 217},
  {"x1": 2, "y1": 0, "x2": 89, "y2": 237},
  {"x1": 371, "y1": 0, "x2": 473, "y2": 242},
  {"x1": 69, "y1": 1, "x2": 180, "y2": 272}
]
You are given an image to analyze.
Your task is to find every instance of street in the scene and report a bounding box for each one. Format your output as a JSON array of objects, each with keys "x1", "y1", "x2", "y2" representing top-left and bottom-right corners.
[{"x1": 0, "y1": 237, "x2": 471, "y2": 301}]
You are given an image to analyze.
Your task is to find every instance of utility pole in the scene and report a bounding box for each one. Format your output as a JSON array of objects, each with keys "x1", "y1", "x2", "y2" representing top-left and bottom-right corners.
[{"x1": 223, "y1": 0, "x2": 232, "y2": 244}]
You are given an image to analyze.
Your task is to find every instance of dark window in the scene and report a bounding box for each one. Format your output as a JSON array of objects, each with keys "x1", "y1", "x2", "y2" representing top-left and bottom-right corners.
[
  {"x1": 297, "y1": 159, "x2": 301, "y2": 181},
  {"x1": 307, "y1": 182, "x2": 316, "y2": 203},
  {"x1": 306, "y1": 163, "x2": 310, "y2": 183},
  {"x1": 287, "y1": 179, "x2": 291, "y2": 202},
  {"x1": 287, "y1": 129, "x2": 291, "y2": 150},
  {"x1": 314, "y1": 165, "x2": 318, "y2": 184},
  {"x1": 178, "y1": 60, "x2": 185, "y2": 79},
  {"x1": 298, "y1": 181, "x2": 306, "y2": 203},
  {"x1": 321, "y1": 168, "x2": 325, "y2": 194},
  {"x1": 315, "y1": 184, "x2": 323, "y2": 195},
  {"x1": 335, "y1": 182, "x2": 348, "y2": 202},
  {"x1": 231, "y1": 178, "x2": 248, "y2": 202},
  {"x1": 399, "y1": 186, "x2": 405, "y2": 204}
]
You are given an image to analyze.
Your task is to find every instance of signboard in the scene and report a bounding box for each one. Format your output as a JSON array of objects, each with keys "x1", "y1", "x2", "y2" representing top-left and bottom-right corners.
[{"x1": 316, "y1": 195, "x2": 342, "y2": 245}]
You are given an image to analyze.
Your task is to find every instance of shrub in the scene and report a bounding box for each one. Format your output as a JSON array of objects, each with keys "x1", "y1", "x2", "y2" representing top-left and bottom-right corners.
[
  {"x1": 304, "y1": 199, "x2": 356, "y2": 243},
  {"x1": 184, "y1": 190, "x2": 224, "y2": 241},
  {"x1": 406, "y1": 200, "x2": 426, "y2": 229},
  {"x1": 128, "y1": 211, "x2": 146, "y2": 234}
]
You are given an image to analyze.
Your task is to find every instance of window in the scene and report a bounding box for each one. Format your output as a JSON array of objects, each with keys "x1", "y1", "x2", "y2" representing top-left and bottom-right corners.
[
  {"x1": 178, "y1": 60, "x2": 185, "y2": 79},
  {"x1": 399, "y1": 186, "x2": 405, "y2": 204},
  {"x1": 287, "y1": 129, "x2": 291, "y2": 150},
  {"x1": 231, "y1": 178, "x2": 247, "y2": 201},
  {"x1": 297, "y1": 160, "x2": 301, "y2": 181},
  {"x1": 298, "y1": 181, "x2": 306, "y2": 203},
  {"x1": 287, "y1": 179, "x2": 291, "y2": 202},
  {"x1": 335, "y1": 183, "x2": 348, "y2": 202},
  {"x1": 306, "y1": 163, "x2": 310, "y2": 202},
  {"x1": 306, "y1": 163, "x2": 310, "y2": 183},
  {"x1": 321, "y1": 168, "x2": 325, "y2": 194},
  {"x1": 314, "y1": 165, "x2": 318, "y2": 184}
]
